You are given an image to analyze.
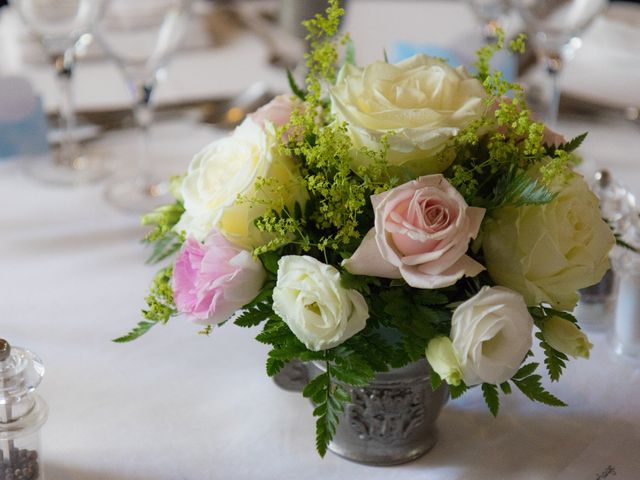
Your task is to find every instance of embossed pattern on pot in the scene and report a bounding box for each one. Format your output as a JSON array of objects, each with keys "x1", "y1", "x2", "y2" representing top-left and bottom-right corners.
[{"x1": 307, "y1": 359, "x2": 449, "y2": 465}]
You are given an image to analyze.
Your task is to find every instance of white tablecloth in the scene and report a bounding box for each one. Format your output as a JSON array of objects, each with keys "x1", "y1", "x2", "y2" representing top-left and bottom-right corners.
[{"x1": 2, "y1": 2, "x2": 640, "y2": 479}]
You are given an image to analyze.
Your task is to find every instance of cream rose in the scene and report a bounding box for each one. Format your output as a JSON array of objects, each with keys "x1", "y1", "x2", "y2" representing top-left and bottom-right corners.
[
  {"x1": 329, "y1": 54, "x2": 487, "y2": 174},
  {"x1": 343, "y1": 175, "x2": 485, "y2": 289},
  {"x1": 450, "y1": 286, "x2": 533, "y2": 386},
  {"x1": 542, "y1": 316, "x2": 592, "y2": 359},
  {"x1": 175, "y1": 117, "x2": 305, "y2": 248},
  {"x1": 483, "y1": 173, "x2": 615, "y2": 310},
  {"x1": 272, "y1": 255, "x2": 369, "y2": 351}
]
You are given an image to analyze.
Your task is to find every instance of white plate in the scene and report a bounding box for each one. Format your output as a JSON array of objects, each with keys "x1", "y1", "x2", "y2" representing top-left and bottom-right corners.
[{"x1": 561, "y1": 2, "x2": 640, "y2": 109}]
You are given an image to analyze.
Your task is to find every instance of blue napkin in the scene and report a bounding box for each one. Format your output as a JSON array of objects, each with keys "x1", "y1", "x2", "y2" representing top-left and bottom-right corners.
[
  {"x1": 391, "y1": 42, "x2": 465, "y2": 67},
  {"x1": 0, "y1": 76, "x2": 50, "y2": 160},
  {"x1": 390, "y1": 41, "x2": 517, "y2": 83}
]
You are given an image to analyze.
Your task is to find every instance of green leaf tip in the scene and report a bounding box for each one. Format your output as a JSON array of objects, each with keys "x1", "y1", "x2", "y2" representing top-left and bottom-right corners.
[
  {"x1": 112, "y1": 320, "x2": 157, "y2": 343},
  {"x1": 482, "y1": 383, "x2": 500, "y2": 417},
  {"x1": 286, "y1": 68, "x2": 306, "y2": 101}
]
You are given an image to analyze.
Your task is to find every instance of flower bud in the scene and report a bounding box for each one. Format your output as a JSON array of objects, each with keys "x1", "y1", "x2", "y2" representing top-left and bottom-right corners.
[
  {"x1": 543, "y1": 316, "x2": 593, "y2": 359},
  {"x1": 426, "y1": 336, "x2": 463, "y2": 386}
]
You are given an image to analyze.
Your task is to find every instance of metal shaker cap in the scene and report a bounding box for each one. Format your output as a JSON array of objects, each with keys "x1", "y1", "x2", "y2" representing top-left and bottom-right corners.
[
  {"x1": 0, "y1": 339, "x2": 45, "y2": 405},
  {"x1": 594, "y1": 169, "x2": 612, "y2": 188}
]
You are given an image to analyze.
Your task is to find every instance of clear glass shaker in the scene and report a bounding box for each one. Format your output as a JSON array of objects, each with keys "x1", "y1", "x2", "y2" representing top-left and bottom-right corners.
[
  {"x1": 611, "y1": 217, "x2": 640, "y2": 359},
  {"x1": 0, "y1": 339, "x2": 48, "y2": 480},
  {"x1": 591, "y1": 170, "x2": 637, "y2": 233},
  {"x1": 576, "y1": 170, "x2": 635, "y2": 330}
]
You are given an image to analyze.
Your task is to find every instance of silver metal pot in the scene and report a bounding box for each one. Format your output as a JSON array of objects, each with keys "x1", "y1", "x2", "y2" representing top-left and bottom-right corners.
[{"x1": 275, "y1": 358, "x2": 449, "y2": 465}]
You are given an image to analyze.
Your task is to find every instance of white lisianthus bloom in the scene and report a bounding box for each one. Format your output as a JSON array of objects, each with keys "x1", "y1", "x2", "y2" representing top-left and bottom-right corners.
[
  {"x1": 542, "y1": 316, "x2": 592, "y2": 359},
  {"x1": 425, "y1": 336, "x2": 463, "y2": 386},
  {"x1": 450, "y1": 286, "x2": 533, "y2": 386},
  {"x1": 175, "y1": 117, "x2": 305, "y2": 248},
  {"x1": 329, "y1": 54, "x2": 487, "y2": 175},
  {"x1": 272, "y1": 256, "x2": 369, "y2": 351},
  {"x1": 483, "y1": 173, "x2": 615, "y2": 310}
]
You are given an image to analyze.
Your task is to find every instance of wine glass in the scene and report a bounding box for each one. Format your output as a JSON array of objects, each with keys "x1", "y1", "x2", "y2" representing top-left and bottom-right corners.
[
  {"x1": 514, "y1": 0, "x2": 607, "y2": 126},
  {"x1": 95, "y1": 0, "x2": 192, "y2": 213},
  {"x1": 466, "y1": 0, "x2": 512, "y2": 44},
  {"x1": 11, "y1": 0, "x2": 107, "y2": 184}
]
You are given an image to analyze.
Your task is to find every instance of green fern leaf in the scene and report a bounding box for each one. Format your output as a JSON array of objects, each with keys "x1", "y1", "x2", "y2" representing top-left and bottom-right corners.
[
  {"x1": 482, "y1": 383, "x2": 500, "y2": 416},
  {"x1": 112, "y1": 320, "x2": 157, "y2": 343},
  {"x1": 512, "y1": 375, "x2": 567, "y2": 407},
  {"x1": 536, "y1": 332, "x2": 568, "y2": 382},
  {"x1": 449, "y1": 382, "x2": 468, "y2": 399},
  {"x1": 234, "y1": 308, "x2": 270, "y2": 328},
  {"x1": 489, "y1": 167, "x2": 556, "y2": 209},
  {"x1": 266, "y1": 357, "x2": 285, "y2": 377},
  {"x1": 430, "y1": 370, "x2": 443, "y2": 391},
  {"x1": 559, "y1": 132, "x2": 587, "y2": 152},
  {"x1": 514, "y1": 362, "x2": 539, "y2": 379},
  {"x1": 310, "y1": 365, "x2": 347, "y2": 458}
]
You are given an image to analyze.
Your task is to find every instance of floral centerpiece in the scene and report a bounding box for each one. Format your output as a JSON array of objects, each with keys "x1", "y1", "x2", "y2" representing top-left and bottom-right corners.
[{"x1": 118, "y1": 1, "x2": 616, "y2": 457}]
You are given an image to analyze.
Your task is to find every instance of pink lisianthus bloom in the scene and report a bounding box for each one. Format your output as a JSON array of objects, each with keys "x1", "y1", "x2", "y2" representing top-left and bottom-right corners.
[
  {"x1": 172, "y1": 233, "x2": 266, "y2": 324},
  {"x1": 343, "y1": 175, "x2": 485, "y2": 289}
]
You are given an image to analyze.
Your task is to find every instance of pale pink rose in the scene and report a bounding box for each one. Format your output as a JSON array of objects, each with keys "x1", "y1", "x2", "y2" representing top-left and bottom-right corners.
[
  {"x1": 172, "y1": 233, "x2": 266, "y2": 325},
  {"x1": 249, "y1": 95, "x2": 296, "y2": 130},
  {"x1": 343, "y1": 175, "x2": 485, "y2": 288}
]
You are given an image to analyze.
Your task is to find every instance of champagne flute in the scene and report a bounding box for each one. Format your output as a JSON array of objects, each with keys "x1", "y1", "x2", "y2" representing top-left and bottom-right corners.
[
  {"x1": 466, "y1": 0, "x2": 512, "y2": 44},
  {"x1": 514, "y1": 0, "x2": 606, "y2": 126},
  {"x1": 95, "y1": 0, "x2": 192, "y2": 213},
  {"x1": 11, "y1": 0, "x2": 106, "y2": 184}
]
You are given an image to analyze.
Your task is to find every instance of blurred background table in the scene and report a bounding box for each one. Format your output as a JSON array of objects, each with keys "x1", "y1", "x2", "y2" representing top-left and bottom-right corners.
[{"x1": 1, "y1": 1, "x2": 639, "y2": 479}]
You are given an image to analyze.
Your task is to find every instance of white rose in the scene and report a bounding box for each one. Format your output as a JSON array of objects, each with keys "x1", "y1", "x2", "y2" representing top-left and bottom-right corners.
[
  {"x1": 450, "y1": 286, "x2": 533, "y2": 385},
  {"x1": 329, "y1": 54, "x2": 487, "y2": 174},
  {"x1": 272, "y1": 255, "x2": 369, "y2": 351},
  {"x1": 483, "y1": 173, "x2": 615, "y2": 310},
  {"x1": 175, "y1": 117, "x2": 305, "y2": 248}
]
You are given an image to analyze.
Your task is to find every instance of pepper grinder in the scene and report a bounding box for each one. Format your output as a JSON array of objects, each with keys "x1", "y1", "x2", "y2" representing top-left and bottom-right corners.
[{"x1": 0, "y1": 339, "x2": 48, "y2": 480}]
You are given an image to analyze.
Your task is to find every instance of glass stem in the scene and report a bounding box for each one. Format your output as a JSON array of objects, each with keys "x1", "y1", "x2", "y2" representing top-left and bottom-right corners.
[
  {"x1": 545, "y1": 54, "x2": 563, "y2": 128},
  {"x1": 131, "y1": 80, "x2": 155, "y2": 184},
  {"x1": 53, "y1": 47, "x2": 79, "y2": 167},
  {"x1": 483, "y1": 20, "x2": 499, "y2": 44}
]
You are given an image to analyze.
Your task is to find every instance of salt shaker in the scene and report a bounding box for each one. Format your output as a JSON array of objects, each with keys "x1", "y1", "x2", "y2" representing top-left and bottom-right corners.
[
  {"x1": 611, "y1": 219, "x2": 640, "y2": 359},
  {"x1": 576, "y1": 170, "x2": 629, "y2": 329},
  {"x1": 591, "y1": 170, "x2": 637, "y2": 232},
  {"x1": 0, "y1": 339, "x2": 48, "y2": 480}
]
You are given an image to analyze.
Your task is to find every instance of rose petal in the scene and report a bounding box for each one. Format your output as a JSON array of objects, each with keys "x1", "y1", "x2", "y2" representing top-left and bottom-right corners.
[
  {"x1": 467, "y1": 206, "x2": 485, "y2": 238},
  {"x1": 342, "y1": 229, "x2": 402, "y2": 279},
  {"x1": 399, "y1": 254, "x2": 484, "y2": 289}
]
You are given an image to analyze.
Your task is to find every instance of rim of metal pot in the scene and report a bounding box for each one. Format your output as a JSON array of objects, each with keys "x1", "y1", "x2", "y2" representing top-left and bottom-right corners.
[{"x1": 309, "y1": 358, "x2": 432, "y2": 384}]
